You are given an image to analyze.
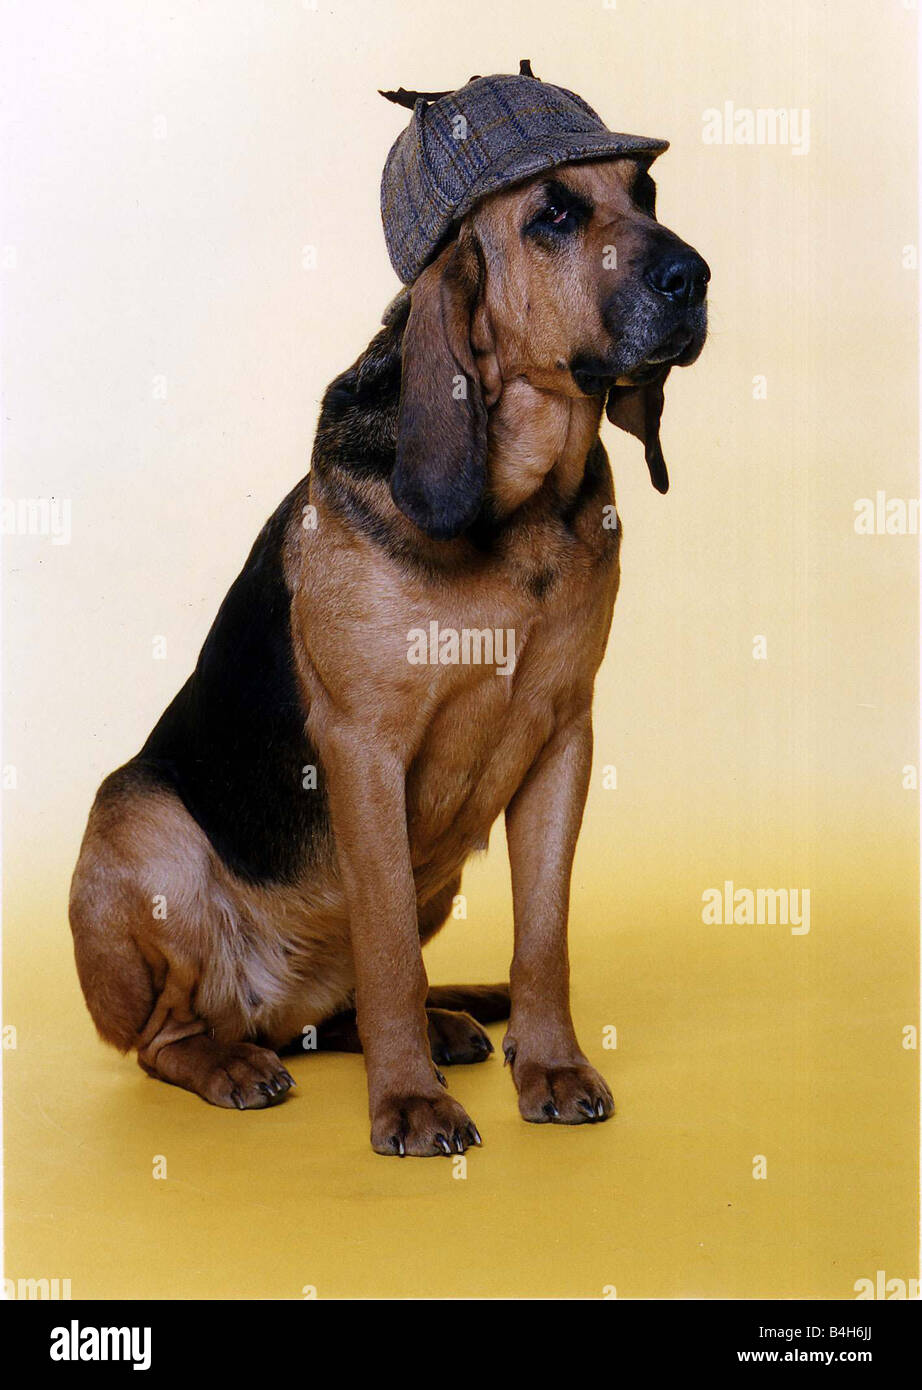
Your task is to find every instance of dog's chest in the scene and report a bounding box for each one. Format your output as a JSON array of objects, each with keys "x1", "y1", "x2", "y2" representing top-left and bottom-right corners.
[{"x1": 404, "y1": 551, "x2": 617, "y2": 880}]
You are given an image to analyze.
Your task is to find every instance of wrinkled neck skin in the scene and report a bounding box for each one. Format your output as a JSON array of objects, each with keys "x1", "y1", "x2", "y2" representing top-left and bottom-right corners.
[
  {"x1": 314, "y1": 292, "x2": 606, "y2": 537},
  {"x1": 483, "y1": 375, "x2": 604, "y2": 521},
  {"x1": 470, "y1": 291, "x2": 604, "y2": 521}
]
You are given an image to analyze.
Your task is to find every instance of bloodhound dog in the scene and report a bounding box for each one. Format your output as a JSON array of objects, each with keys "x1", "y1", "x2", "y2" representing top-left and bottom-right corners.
[{"x1": 70, "y1": 153, "x2": 708, "y2": 1155}]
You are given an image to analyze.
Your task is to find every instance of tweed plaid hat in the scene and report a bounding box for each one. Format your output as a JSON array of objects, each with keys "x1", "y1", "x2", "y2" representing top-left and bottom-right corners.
[{"x1": 380, "y1": 60, "x2": 668, "y2": 285}]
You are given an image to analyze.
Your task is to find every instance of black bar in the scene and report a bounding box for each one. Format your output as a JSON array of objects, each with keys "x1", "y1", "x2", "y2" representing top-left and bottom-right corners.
[{"x1": 3, "y1": 1296, "x2": 917, "y2": 1375}]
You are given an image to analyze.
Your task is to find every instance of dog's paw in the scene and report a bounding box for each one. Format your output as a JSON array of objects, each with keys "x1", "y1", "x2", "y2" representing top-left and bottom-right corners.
[
  {"x1": 144, "y1": 1034, "x2": 296, "y2": 1110},
  {"x1": 511, "y1": 1058, "x2": 614, "y2": 1125},
  {"x1": 370, "y1": 1091, "x2": 482, "y2": 1157},
  {"x1": 427, "y1": 1008, "x2": 494, "y2": 1066},
  {"x1": 201, "y1": 1042, "x2": 296, "y2": 1110}
]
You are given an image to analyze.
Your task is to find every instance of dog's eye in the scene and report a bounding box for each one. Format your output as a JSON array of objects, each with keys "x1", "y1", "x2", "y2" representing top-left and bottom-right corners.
[
  {"x1": 541, "y1": 202, "x2": 578, "y2": 230},
  {"x1": 633, "y1": 171, "x2": 657, "y2": 217},
  {"x1": 525, "y1": 199, "x2": 585, "y2": 240}
]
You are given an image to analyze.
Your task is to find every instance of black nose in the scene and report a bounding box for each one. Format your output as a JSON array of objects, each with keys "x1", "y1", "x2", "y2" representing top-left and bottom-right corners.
[{"x1": 644, "y1": 249, "x2": 710, "y2": 306}]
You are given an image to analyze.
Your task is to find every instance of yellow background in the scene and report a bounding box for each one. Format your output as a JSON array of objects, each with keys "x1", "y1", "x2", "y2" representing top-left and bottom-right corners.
[{"x1": 2, "y1": 0, "x2": 918, "y2": 1299}]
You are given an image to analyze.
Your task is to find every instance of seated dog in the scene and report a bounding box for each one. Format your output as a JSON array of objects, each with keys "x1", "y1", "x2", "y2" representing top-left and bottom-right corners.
[{"x1": 69, "y1": 67, "x2": 708, "y2": 1155}]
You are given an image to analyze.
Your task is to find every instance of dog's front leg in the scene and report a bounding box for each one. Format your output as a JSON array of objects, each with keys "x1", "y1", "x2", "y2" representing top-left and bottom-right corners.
[
  {"x1": 323, "y1": 727, "x2": 481, "y2": 1156},
  {"x1": 503, "y1": 710, "x2": 615, "y2": 1125}
]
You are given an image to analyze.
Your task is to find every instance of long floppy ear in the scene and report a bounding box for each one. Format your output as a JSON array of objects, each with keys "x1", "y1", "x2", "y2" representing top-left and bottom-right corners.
[
  {"x1": 605, "y1": 369, "x2": 671, "y2": 494},
  {"x1": 391, "y1": 229, "x2": 487, "y2": 539}
]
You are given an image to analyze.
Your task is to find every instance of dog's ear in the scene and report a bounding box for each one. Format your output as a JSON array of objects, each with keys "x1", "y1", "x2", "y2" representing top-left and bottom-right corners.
[
  {"x1": 391, "y1": 229, "x2": 487, "y2": 539},
  {"x1": 606, "y1": 370, "x2": 671, "y2": 494}
]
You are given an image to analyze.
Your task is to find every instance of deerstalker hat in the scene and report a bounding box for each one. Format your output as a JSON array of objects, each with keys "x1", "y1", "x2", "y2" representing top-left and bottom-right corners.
[{"x1": 379, "y1": 59, "x2": 669, "y2": 285}]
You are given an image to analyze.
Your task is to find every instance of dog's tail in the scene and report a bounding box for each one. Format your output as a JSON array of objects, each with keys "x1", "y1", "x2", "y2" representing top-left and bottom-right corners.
[{"x1": 426, "y1": 982, "x2": 510, "y2": 1023}]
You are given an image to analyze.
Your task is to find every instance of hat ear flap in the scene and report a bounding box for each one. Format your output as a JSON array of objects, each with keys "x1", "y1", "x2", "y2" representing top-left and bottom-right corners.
[
  {"x1": 606, "y1": 371, "x2": 671, "y2": 494},
  {"x1": 392, "y1": 230, "x2": 487, "y2": 539}
]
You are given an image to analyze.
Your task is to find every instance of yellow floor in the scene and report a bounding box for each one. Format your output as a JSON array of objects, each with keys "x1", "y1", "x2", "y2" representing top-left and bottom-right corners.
[{"x1": 4, "y1": 822, "x2": 917, "y2": 1301}]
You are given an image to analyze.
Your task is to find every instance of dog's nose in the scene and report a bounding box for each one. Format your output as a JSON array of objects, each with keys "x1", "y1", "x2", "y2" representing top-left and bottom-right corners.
[{"x1": 644, "y1": 249, "x2": 710, "y2": 307}]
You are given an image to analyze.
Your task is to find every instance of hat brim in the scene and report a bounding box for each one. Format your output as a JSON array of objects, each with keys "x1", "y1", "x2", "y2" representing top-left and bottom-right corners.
[{"x1": 458, "y1": 128, "x2": 669, "y2": 215}]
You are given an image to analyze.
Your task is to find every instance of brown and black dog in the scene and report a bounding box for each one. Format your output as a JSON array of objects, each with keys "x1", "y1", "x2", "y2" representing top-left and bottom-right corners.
[{"x1": 70, "y1": 155, "x2": 708, "y2": 1156}]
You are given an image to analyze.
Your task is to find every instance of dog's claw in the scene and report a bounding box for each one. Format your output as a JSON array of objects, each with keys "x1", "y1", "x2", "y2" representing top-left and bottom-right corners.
[
  {"x1": 516, "y1": 1060, "x2": 614, "y2": 1125},
  {"x1": 467, "y1": 1124, "x2": 482, "y2": 1147},
  {"x1": 435, "y1": 1068, "x2": 447, "y2": 1088},
  {"x1": 372, "y1": 1092, "x2": 479, "y2": 1156}
]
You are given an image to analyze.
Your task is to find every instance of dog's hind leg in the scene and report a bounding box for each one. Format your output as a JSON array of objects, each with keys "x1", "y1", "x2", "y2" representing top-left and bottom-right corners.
[
  {"x1": 132, "y1": 968, "x2": 295, "y2": 1108},
  {"x1": 69, "y1": 766, "x2": 295, "y2": 1110},
  {"x1": 307, "y1": 871, "x2": 511, "y2": 1062},
  {"x1": 424, "y1": 982, "x2": 510, "y2": 1022},
  {"x1": 313, "y1": 986, "x2": 509, "y2": 1065},
  {"x1": 137, "y1": 1032, "x2": 295, "y2": 1109},
  {"x1": 426, "y1": 1008, "x2": 494, "y2": 1065},
  {"x1": 313, "y1": 1007, "x2": 493, "y2": 1065}
]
